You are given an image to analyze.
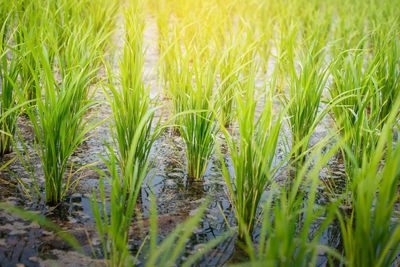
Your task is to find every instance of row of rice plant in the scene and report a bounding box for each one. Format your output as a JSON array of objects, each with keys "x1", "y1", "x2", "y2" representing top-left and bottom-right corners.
[{"x1": 0, "y1": 0, "x2": 119, "y2": 204}]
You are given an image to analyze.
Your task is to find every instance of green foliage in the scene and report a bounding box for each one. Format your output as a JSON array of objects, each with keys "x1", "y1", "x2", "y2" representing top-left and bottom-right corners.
[
  {"x1": 218, "y1": 66, "x2": 282, "y2": 239},
  {"x1": 241, "y1": 143, "x2": 341, "y2": 266},
  {"x1": 0, "y1": 16, "x2": 19, "y2": 156},
  {"x1": 18, "y1": 41, "x2": 101, "y2": 205},
  {"x1": 104, "y1": 0, "x2": 162, "y2": 186},
  {"x1": 180, "y1": 63, "x2": 218, "y2": 179},
  {"x1": 339, "y1": 97, "x2": 400, "y2": 267},
  {"x1": 280, "y1": 47, "x2": 329, "y2": 167}
]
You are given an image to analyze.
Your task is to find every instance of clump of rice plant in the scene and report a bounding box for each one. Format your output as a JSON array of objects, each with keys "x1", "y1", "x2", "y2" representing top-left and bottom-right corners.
[
  {"x1": 256, "y1": 0, "x2": 275, "y2": 73},
  {"x1": 218, "y1": 65, "x2": 282, "y2": 239},
  {"x1": 0, "y1": 53, "x2": 18, "y2": 156},
  {"x1": 19, "y1": 42, "x2": 101, "y2": 205},
  {"x1": 180, "y1": 62, "x2": 218, "y2": 179},
  {"x1": 104, "y1": 0, "x2": 162, "y2": 187},
  {"x1": 159, "y1": 26, "x2": 181, "y2": 98},
  {"x1": 92, "y1": 126, "x2": 228, "y2": 266},
  {"x1": 84, "y1": 0, "x2": 120, "y2": 56},
  {"x1": 243, "y1": 143, "x2": 340, "y2": 266},
  {"x1": 91, "y1": 141, "x2": 147, "y2": 267},
  {"x1": 14, "y1": 7, "x2": 41, "y2": 104},
  {"x1": 329, "y1": 49, "x2": 382, "y2": 198},
  {"x1": 166, "y1": 36, "x2": 193, "y2": 132},
  {"x1": 373, "y1": 34, "x2": 400, "y2": 126},
  {"x1": 0, "y1": 20, "x2": 19, "y2": 156},
  {"x1": 339, "y1": 97, "x2": 400, "y2": 267},
  {"x1": 280, "y1": 47, "x2": 329, "y2": 169},
  {"x1": 216, "y1": 34, "x2": 258, "y2": 128},
  {"x1": 152, "y1": 0, "x2": 169, "y2": 52},
  {"x1": 217, "y1": 40, "x2": 241, "y2": 127}
]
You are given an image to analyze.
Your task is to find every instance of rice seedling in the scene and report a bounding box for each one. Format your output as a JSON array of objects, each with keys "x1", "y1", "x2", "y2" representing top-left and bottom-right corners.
[
  {"x1": 217, "y1": 40, "x2": 242, "y2": 127},
  {"x1": 91, "y1": 141, "x2": 147, "y2": 267},
  {"x1": 373, "y1": 34, "x2": 400, "y2": 126},
  {"x1": 19, "y1": 41, "x2": 102, "y2": 205},
  {"x1": 0, "y1": 18, "x2": 19, "y2": 156},
  {"x1": 280, "y1": 46, "x2": 329, "y2": 169},
  {"x1": 0, "y1": 2, "x2": 15, "y2": 45},
  {"x1": 180, "y1": 62, "x2": 218, "y2": 179},
  {"x1": 83, "y1": 0, "x2": 120, "y2": 55},
  {"x1": 218, "y1": 65, "x2": 283, "y2": 239},
  {"x1": 91, "y1": 113, "x2": 228, "y2": 265},
  {"x1": 338, "y1": 97, "x2": 400, "y2": 267},
  {"x1": 152, "y1": 0, "x2": 170, "y2": 52},
  {"x1": 255, "y1": 0, "x2": 275, "y2": 73},
  {"x1": 165, "y1": 35, "x2": 193, "y2": 132},
  {"x1": 13, "y1": 5, "x2": 42, "y2": 104},
  {"x1": 0, "y1": 52, "x2": 18, "y2": 156},
  {"x1": 241, "y1": 141, "x2": 341, "y2": 266},
  {"x1": 329, "y1": 49, "x2": 382, "y2": 199},
  {"x1": 104, "y1": 0, "x2": 163, "y2": 186}
]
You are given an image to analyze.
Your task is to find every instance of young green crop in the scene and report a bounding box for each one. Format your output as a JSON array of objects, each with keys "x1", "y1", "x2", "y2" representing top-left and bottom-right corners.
[
  {"x1": 329, "y1": 49, "x2": 382, "y2": 201},
  {"x1": 242, "y1": 141, "x2": 341, "y2": 266},
  {"x1": 217, "y1": 40, "x2": 241, "y2": 127},
  {"x1": 218, "y1": 65, "x2": 282, "y2": 239},
  {"x1": 19, "y1": 38, "x2": 101, "y2": 205},
  {"x1": 13, "y1": 2, "x2": 42, "y2": 104},
  {"x1": 280, "y1": 47, "x2": 329, "y2": 170},
  {"x1": 91, "y1": 110, "x2": 228, "y2": 266},
  {"x1": 373, "y1": 34, "x2": 400, "y2": 126},
  {"x1": 339, "y1": 96, "x2": 400, "y2": 267},
  {"x1": 91, "y1": 142, "x2": 147, "y2": 267},
  {"x1": 159, "y1": 26, "x2": 182, "y2": 98},
  {"x1": 180, "y1": 63, "x2": 218, "y2": 179},
  {"x1": 0, "y1": 17, "x2": 19, "y2": 156},
  {"x1": 104, "y1": 0, "x2": 162, "y2": 187},
  {"x1": 166, "y1": 35, "x2": 193, "y2": 132}
]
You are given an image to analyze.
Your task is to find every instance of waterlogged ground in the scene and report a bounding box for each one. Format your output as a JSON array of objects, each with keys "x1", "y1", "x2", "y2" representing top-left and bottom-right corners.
[{"x1": 0, "y1": 17, "x2": 348, "y2": 266}]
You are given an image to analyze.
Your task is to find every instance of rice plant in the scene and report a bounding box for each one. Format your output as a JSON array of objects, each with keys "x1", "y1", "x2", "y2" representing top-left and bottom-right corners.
[
  {"x1": 280, "y1": 47, "x2": 329, "y2": 169},
  {"x1": 217, "y1": 40, "x2": 242, "y2": 127},
  {"x1": 13, "y1": 5, "x2": 41, "y2": 104},
  {"x1": 91, "y1": 142, "x2": 147, "y2": 267},
  {"x1": 180, "y1": 63, "x2": 218, "y2": 179},
  {"x1": 329, "y1": 49, "x2": 382, "y2": 198},
  {"x1": 20, "y1": 41, "x2": 101, "y2": 205},
  {"x1": 0, "y1": 19, "x2": 19, "y2": 156},
  {"x1": 1, "y1": 0, "x2": 400, "y2": 266},
  {"x1": 242, "y1": 142, "x2": 341, "y2": 266},
  {"x1": 104, "y1": 0, "x2": 162, "y2": 186},
  {"x1": 373, "y1": 34, "x2": 400, "y2": 126},
  {"x1": 338, "y1": 97, "x2": 400, "y2": 267},
  {"x1": 166, "y1": 36, "x2": 193, "y2": 132},
  {"x1": 83, "y1": 0, "x2": 120, "y2": 56},
  {"x1": 218, "y1": 66, "x2": 282, "y2": 239},
  {"x1": 91, "y1": 117, "x2": 228, "y2": 265},
  {"x1": 152, "y1": 0, "x2": 169, "y2": 52}
]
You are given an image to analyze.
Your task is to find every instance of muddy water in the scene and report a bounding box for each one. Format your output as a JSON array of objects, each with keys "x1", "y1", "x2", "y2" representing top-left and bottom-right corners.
[{"x1": 0, "y1": 17, "x2": 348, "y2": 266}]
